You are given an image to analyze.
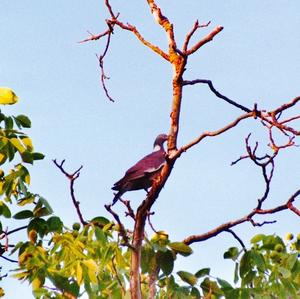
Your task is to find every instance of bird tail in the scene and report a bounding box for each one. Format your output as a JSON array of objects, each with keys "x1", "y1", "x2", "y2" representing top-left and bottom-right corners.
[{"x1": 112, "y1": 190, "x2": 123, "y2": 205}]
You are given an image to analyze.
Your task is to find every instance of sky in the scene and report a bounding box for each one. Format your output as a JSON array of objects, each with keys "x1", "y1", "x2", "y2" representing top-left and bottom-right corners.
[{"x1": 1, "y1": 0, "x2": 300, "y2": 297}]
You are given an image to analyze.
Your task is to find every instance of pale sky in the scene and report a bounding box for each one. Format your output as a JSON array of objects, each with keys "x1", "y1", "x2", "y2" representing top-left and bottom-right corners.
[{"x1": 1, "y1": 1, "x2": 300, "y2": 298}]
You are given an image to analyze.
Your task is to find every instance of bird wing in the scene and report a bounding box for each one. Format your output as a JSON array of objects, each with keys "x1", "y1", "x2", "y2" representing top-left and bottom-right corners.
[{"x1": 112, "y1": 150, "x2": 165, "y2": 189}]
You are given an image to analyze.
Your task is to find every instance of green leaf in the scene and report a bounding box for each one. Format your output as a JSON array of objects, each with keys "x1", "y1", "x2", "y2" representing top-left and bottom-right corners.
[
  {"x1": 223, "y1": 247, "x2": 239, "y2": 260},
  {"x1": 15, "y1": 115, "x2": 31, "y2": 128},
  {"x1": 239, "y1": 251, "x2": 251, "y2": 278},
  {"x1": 33, "y1": 207, "x2": 52, "y2": 217},
  {"x1": 190, "y1": 287, "x2": 201, "y2": 298},
  {"x1": 177, "y1": 271, "x2": 198, "y2": 286},
  {"x1": 21, "y1": 151, "x2": 33, "y2": 164},
  {"x1": 141, "y1": 247, "x2": 155, "y2": 273},
  {"x1": 0, "y1": 88, "x2": 18, "y2": 105},
  {"x1": 156, "y1": 250, "x2": 174, "y2": 276},
  {"x1": 234, "y1": 262, "x2": 239, "y2": 284},
  {"x1": 47, "y1": 216, "x2": 63, "y2": 232},
  {"x1": 94, "y1": 226, "x2": 107, "y2": 244},
  {"x1": 250, "y1": 251, "x2": 266, "y2": 272},
  {"x1": 18, "y1": 195, "x2": 35, "y2": 206},
  {"x1": 217, "y1": 278, "x2": 233, "y2": 291},
  {"x1": 7, "y1": 142, "x2": 16, "y2": 161},
  {"x1": 13, "y1": 210, "x2": 33, "y2": 219},
  {"x1": 195, "y1": 268, "x2": 210, "y2": 278},
  {"x1": 286, "y1": 253, "x2": 298, "y2": 270},
  {"x1": 262, "y1": 235, "x2": 284, "y2": 250},
  {"x1": 5, "y1": 116, "x2": 14, "y2": 130},
  {"x1": 28, "y1": 218, "x2": 48, "y2": 237},
  {"x1": 250, "y1": 234, "x2": 265, "y2": 244},
  {"x1": 200, "y1": 277, "x2": 223, "y2": 296},
  {"x1": 39, "y1": 197, "x2": 53, "y2": 214},
  {"x1": 278, "y1": 266, "x2": 291, "y2": 279},
  {"x1": 32, "y1": 152, "x2": 45, "y2": 161},
  {"x1": 168, "y1": 242, "x2": 193, "y2": 256},
  {"x1": 0, "y1": 201, "x2": 11, "y2": 218},
  {"x1": 91, "y1": 216, "x2": 110, "y2": 226}
]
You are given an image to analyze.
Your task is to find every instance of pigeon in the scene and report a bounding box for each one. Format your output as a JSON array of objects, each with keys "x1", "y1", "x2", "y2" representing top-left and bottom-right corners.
[{"x1": 111, "y1": 134, "x2": 168, "y2": 205}]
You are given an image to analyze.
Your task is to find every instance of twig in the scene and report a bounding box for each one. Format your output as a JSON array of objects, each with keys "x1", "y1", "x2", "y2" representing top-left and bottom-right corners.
[
  {"x1": 183, "y1": 187, "x2": 300, "y2": 245},
  {"x1": 78, "y1": 29, "x2": 111, "y2": 43},
  {"x1": 5, "y1": 225, "x2": 28, "y2": 236},
  {"x1": 0, "y1": 255, "x2": 18, "y2": 263},
  {"x1": 104, "y1": 204, "x2": 132, "y2": 248},
  {"x1": 119, "y1": 198, "x2": 135, "y2": 220},
  {"x1": 147, "y1": 211, "x2": 157, "y2": 233},
  {"x1": 97, "y1": 30, "x2": 115, "y2": 102},
  {"x1": 53, "y1": 159, "x2": 87, "y2": 225},
  {"x1": 226, "y1": 229, "x2": 246, "y2": 252},
  {"x1": 111, "y1": 255, "x2": 126, "y2": 293},
  {"x1": 186, "y1": 26, "x2": 224, "y2": 55},
  {"x1": 182, "y1": 79, "x2": 251, "y2": 113},
  {"x1": 183, "y1": 20, "x2": 211, "y2": 52},
  {"x1": 174, "y1": 112, "x2": 253, "y2": 159}
]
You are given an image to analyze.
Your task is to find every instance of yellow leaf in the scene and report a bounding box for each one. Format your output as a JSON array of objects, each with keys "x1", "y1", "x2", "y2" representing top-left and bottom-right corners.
[
  {"x1": 76, "y1": 262, "x2": 83, "y2": 285},
  {"x1": 10, "y1": 138, "x2": 26, "y2": 153},
  {"x1": 0, "y1": 152, "x2": 6, "y2": 165},
  {"x1": 0, "y1": 181, "x2": 4, "y2": 195},
  {"x1": 82, "y1": 259, "x2": 98, "y2": 284},
  {"x1": 0, "y1": 87, "x2": 18, "y2": 105},
  {"x1": 32, "y1": 277, "x2": 42, "y2": 290},
  {"x1": 20, "y1": 137, "x2": 34, "y2": 151}
]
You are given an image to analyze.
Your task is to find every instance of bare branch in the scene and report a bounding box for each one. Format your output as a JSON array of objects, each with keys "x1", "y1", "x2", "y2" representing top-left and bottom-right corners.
[
  {"x1": 226, "y1": 229, "x2": 246, "y2": 252},
  {"x1": 174, "y1": 112, "x2": 253, "y2": 159},
  {"x1": 78, "y1": 29, "x2": 110, "y2": 44},
  {"x1": 147, "y1": 211, "x2": 158, "y2": 234},
  {"x1": 119, "y1": 198, "x2": 136, "y2": 220},
  {"x1": 104, "y1": 203, "x2": 133, "y2": 248},
  {"x1": 53, "y1": 159, "x2": 87, "y2": 226},
  {"x1": 1, "y1": 225, "x2": 27, "y2": 237},
  {"x1": 183, "y1": 20, "x2": 211, "y2": 52},
  {"x1": 0, "y1": 255, "x2": 18, "y2": 263},
  {"x1": 107, "y1": 18, "x2": 169, "y2": 61},
  {"x1": 183, "y1": 187, "x2": 300, "y2": 246},
  {"x1": 97, "y1": 31, "x2": 115, "y2": 102},
  {"x1": 186, "y1": 26, "x2": 224, "y2": 55},
  {"x1": 272, "y1": 96, "x2": 300, "y2": 115},
  {"x1": 182, "y1": 79, "x2": 251, "y2": 113},
  {"x1": 146, "y1": 0, "x2": 177, "y2": 53}
]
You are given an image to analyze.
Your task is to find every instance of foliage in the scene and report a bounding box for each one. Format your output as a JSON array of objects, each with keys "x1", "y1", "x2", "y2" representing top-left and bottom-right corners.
[{"x1": 1, "y1": 83, "x2": 300, "y2": 298}]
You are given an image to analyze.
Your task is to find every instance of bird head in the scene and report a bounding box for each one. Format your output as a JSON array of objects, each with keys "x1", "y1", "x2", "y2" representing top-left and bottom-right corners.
[{"x1": 153, "y1": 134, "x2": 168, "y2": 151}]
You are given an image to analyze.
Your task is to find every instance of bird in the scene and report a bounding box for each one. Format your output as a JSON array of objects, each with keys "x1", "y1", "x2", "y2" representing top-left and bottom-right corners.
[{"x1": 111, "y1": 134, "x2": 168, "y2": 205}]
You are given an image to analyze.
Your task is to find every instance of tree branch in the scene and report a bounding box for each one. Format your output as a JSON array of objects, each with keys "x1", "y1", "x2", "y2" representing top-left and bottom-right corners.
[
  {"x1": 183, "y1": 20, "x2": 211, "y2": 53},
  {"x1": 182, "y1": 79, "x2": 251, "y2": 113},
  {"x1": 174, "y1": 112, "x2": 253, "y2": 159},
  {"x1": 53, "y1": 159, "x2": 87, "y2": 226},
  {"x1": 104, "y1": 203, "x2": 133, "y2": 248},
  {"x1": 183, "y1": 181, "x2": 300, "y2": 246},
  {"x1": 226, "y1": 229, "x2": 246, "y2": 252},
  {"x1": 186, "y1": 26, "x2": 224, "y2": 55}
]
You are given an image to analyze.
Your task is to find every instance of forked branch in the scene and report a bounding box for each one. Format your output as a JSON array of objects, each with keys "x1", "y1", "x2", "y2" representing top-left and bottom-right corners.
[{"x1": 53, "y1": 159, "x2": 87, "y2": 226}]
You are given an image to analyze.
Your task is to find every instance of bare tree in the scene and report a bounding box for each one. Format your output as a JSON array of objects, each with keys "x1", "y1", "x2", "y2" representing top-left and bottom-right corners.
[{"x1": 80, "y1": 1, "x2": 300, "y2": 298}]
